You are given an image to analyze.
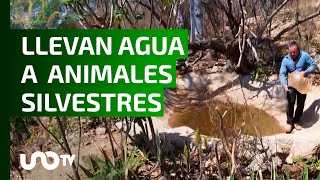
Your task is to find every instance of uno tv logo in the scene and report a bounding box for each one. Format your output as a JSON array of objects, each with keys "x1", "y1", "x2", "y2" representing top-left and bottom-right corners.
[{"x1": 20, "y1": 151, "x2": 76, "y2": 170}]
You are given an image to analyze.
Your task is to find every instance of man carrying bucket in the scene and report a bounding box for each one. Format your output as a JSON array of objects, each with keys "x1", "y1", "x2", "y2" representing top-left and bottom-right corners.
[{"x1": 279, "y1": 40, "x2": 316, "y2": 133}]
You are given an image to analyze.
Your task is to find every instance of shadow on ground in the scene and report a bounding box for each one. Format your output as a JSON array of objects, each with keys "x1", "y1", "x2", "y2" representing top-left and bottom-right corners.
[{"x1": 301, "y1": 99, "x2": 320, "y2": 128}]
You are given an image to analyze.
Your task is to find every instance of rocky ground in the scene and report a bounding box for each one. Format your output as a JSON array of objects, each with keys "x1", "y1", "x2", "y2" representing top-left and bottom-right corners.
[
  {"x1": 148, "y1": 69, "x2": 320, "y2": 176},
  {"x1": 11, "y1": 37, "x2": 320, "y2": 179},
  {"x1": 11, "y1": 51, "x2": 320, "y2": 179}
]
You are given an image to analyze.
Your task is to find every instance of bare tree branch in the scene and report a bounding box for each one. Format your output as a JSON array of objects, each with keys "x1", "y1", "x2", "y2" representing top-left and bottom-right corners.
[
  {"x1": 56, "y1": 117, "x2": 80, "y2": 180},
  {"x1": 236, "y1": 0, "x2": 246, "y2": 69},
  {"x1": 139, "y1": 1, "x2": 168, "y2": 28},
  {"x1": 188, "y1": 39, "x2": 226, "y2": 53},
  {"x1": 149, "y1": 0, "x2": 154, "y2": 28},
  {"x1": 273, "y1": 7, "x2": 320, "y2": 41},
  {"x1": 214, "y1": 108, "x2": 237, "y2": 176},
  {"x1": 257, "y1": 0, "x2": 291, "y2": 40},
  {"x1": 216, "y1": 0, "x2": 240, "y2": 36},
  {"x1": 103, "y1": 117, "x2": 117, "y2": 160},
  {"x1": 237, "y1": 33, "x2": 246, "y2": 68},
  {"x1": 76, "y1": 117, "x2": 81, "y2": 171},
  {"x1": 35, "y1": 117, "x2": 66, "y2": 151},
  {"x1": 108, "y1": 0, "x2": 114, "y2": 28},
  {"x1": 247, "y1": 38, "x2": 261, "y2": 62},
  {"x1": 119, "y1": 0, "x2": 136, "y2": 28}
]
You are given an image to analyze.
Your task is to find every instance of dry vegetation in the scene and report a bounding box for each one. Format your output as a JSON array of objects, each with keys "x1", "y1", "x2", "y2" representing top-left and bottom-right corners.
[
  {"x1": 10, "y1": 110, "x2": 320, "y2": 179},
  {"x1": 9, "y1": 0, "x2": 320, "y2": 179}
]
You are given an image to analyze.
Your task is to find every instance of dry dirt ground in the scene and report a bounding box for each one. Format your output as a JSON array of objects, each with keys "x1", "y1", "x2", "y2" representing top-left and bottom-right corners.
[{"x1": 12, "y1": 131, "x2": 122, "y2": 180}]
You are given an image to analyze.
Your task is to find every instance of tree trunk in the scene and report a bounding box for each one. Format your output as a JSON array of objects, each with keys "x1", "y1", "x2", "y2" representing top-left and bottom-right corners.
[
  {"x1": 176, "y1": 4, "x2": 184, "y2": 28},
  {"x1": 189, "y1": 0, "x2": 196, "y2": 42},
  {"x1": 194, "y1": 0, "x2": 204, "y2": 41}
]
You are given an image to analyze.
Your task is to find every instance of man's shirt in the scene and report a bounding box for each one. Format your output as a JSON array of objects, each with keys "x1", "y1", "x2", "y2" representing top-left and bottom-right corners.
[{"x1": 279, "y1": 51, "x2": 316, "y2": 86}]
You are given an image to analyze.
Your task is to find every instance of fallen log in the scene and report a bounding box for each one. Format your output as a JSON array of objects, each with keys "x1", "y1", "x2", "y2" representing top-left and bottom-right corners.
[{"x1": 188, "y1": 39, "x2": 227, "y2": 53}]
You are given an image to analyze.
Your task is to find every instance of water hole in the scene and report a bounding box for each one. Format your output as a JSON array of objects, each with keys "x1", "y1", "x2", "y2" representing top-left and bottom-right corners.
[{"x1": 168, "y1": 101, "x2": 284, "y2": 137}]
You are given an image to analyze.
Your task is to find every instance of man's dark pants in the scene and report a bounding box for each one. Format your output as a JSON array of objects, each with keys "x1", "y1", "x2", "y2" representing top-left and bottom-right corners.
[{"x1": 286, "y1": 87, "x2": 307, "y2": 124}]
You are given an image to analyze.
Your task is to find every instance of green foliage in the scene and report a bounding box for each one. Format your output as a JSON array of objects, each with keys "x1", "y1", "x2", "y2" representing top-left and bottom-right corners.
[
  {"x1": 81, "y1": 147, "x2": 141, "y2": 180},
  {"x1": 10, "y1": 0, "x2": 63, "y2": 29},
  {"x1": 183, "y1": 143, "x2": 190, "y2": 176},
  {"x1": 293, "y1": 156, "x2": 304, "y2": 163},
  {"x1": 294, "y1": 155, "x2": 320, "y2": 170},
  {"x1": 10, "y1": 117, "x2": 37, "y2": 140},
  {"x1": 135, "y1": 12, "x2": 145, "y2": 20},
  {"x1": 195, "y1": 128, "x2": 202, "y2": 146},
  {"x1": 26, "y1": 132, "x2": 37, "y2": 143},
  {"x1": 250, "y1": 171, "x2": 255, "y2": 180},
  {"x1": 47, "y1": 119, "x2": 76, "y2": 139},
  {"x1": 251, "y1": 60, "x2": 271, "y2": 81},
  {"x1": 161, "y1": 0, "x2": 173, "y2": 7},
  {"x1": 249, "y1": 42, "x2": 280, "y2": 80},
  {"x1": 302, "y1": 166, "x2": 309, "y2": 180},
  {"x1": 61, "y1": 0, "x2": 84, "y2": 4},
  {"x1": 48, "y1": 122, "x2": 62, "y2": 139},
  {"x1": 284, "y1": 170, "x2": 291, "y2": 180},
  {"x1": 194, "y1": 128, "x2": 203, "y2": 177},
  {"x1": 203, "y1": 137, "x2": 208, "y2": 150},
  {"x1": 115, "y1": 8, "x2": 128, "y2": 22}
]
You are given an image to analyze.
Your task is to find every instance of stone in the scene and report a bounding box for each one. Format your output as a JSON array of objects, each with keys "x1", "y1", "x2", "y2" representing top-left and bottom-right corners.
[
  {"x1": 310, "y1": 49, "x2": 317, "y2": 58},
  {"x1": 84, "y1": 141, "x2": 91, "y2": 146},
  {"x1": 289, "y1": 164, "x2": 301, "y2": 174},
  {"x1": 176, "y1": 61, "x2": 188, "y2": 75},
  {"x1": 150, "y1": 171, "x2": 159, "y2": 178},
  {"x1": 85, "y1": 119, "x2": 95, "y2": 129},
  {"x1": 190, "y1": 100, "x2": 200, "y2": 105},
  {"x1": 313, "y1": 54, "x2": 320, "y2": 64},
  {"x1": 268, "y1": 74, "x2": 279, "y2": 81},
  {"x1": 158, "y1": 176, "x2": 167, "y2": 180},
  {"x1": 223, "y1": 60, "x2": 233, "y2": 72},
  {"x1": 96, "y1": 127, "x2": 106, "y2": 135},
  {"x1": 272, "y1": 156, "x2": 283, "y2": 168},
  {"x1": 168, "y1": 134, "x2": 188, "y2": 149},
  {"x1": 204, "y1": 50, "x2": 216, "y2": 60},
  {"x1": 176, "y1": 90, "x2": 189, "y2": 96},
  {"x1": 246, "y1": 153, "x2": 268, "y2": 172},
  {"x1": 100, "y1": 144, "x2": 107, "y2": 149},
  {"x1": 129, "y1": 72, "x2": 319, "y2": 177},
  {"x1": 90, "y1": 129, "x2": 96, "y2": 135},
  {"x1": 286, "y1": 138, "x2": 319, "y2": 164},
  {"x1": 205, "y1": 160, "x2": 212, "y2": 168},
  {"x1": 206, "y1": 66, "x2": 219, "y2": 74},
  {"x1": 216, "y1": 52, "x2": 226, "y2": 59},
  {"x1": 162, "y1": 143, "x2": 175, "y2": 153}
]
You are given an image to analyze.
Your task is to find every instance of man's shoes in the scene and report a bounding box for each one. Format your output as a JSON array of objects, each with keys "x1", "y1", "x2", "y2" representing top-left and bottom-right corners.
[
  {"x1": 285, "y1": 123, "x2": 293, "y2": 133},
  {"x1": 294, "y1": 123, "x2": 302, "y2": 130}
]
